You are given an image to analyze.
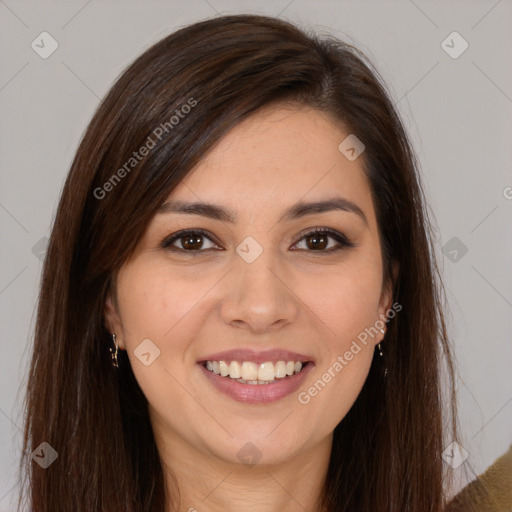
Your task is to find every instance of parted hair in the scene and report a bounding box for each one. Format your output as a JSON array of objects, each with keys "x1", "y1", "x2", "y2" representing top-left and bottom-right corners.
[{"x1": 19, "y1": 14, "x2": 462, "y2": 512}]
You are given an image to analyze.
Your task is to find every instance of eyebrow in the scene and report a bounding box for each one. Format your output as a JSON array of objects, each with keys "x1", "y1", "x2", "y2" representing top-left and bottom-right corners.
[{"x1": 157, "y1": 196, "x2": 368, "y2": 226}]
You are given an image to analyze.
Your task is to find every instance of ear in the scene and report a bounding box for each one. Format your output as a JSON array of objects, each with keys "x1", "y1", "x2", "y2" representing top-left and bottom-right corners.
[
  {"x1": 378, "y1": 259, "x2": 399, "y2": 320},
  {"x1": 104, "y1": 292, "x2": 126, "y2": 350}
]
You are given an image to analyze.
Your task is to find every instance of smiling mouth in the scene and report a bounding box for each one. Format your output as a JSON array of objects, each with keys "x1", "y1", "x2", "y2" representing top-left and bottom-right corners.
[{"x1": 200, "y1": 359, "x2": 312, "y2": 385}]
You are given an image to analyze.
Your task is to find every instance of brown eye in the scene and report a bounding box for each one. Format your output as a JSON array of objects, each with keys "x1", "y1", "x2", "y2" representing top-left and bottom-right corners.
[
  {"x1": 161, "y1": 229, "x2": 219, "y2": 253},
  {"x1": 180, "y1": 233, "x2": 205, "y2": 251},
  {"x1": 292, "y1": 228, "x2": 354, "y2": 252},
  {"x1": 161, "y1": 227, "x2": 354, "y2": 256},
  {"x1": 304, "y1": 232, "x2": 329, "y2": 250}
]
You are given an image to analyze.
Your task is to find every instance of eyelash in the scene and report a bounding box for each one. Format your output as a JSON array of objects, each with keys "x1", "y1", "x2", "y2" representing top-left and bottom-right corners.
[{"x1": 160, "y1": 227, "x2": 355, "y2": 255}]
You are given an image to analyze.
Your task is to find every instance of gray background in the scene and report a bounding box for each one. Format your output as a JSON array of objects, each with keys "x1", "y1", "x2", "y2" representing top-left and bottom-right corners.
[{"x1": 1, "y1": 0, "x2": 511, "y2": 508}]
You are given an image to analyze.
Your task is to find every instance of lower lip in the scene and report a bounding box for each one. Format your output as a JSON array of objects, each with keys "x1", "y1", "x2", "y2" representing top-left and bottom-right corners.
[{"x1": 198, "y1": 362, "x2": 314, "y2": 404}]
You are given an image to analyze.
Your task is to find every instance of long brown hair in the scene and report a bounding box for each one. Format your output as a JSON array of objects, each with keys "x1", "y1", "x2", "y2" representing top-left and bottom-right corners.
[{"x1": 19, "y1": 13, "x2": 463, "y2": 511}]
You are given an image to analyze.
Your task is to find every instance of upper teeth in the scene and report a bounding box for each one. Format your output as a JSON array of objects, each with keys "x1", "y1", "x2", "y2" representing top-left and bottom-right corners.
[{"x1": 205, "y1": 360, "x2": 303, "y2": 381}]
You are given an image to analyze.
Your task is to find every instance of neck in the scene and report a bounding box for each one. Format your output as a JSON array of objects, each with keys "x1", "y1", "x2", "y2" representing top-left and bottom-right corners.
[{"x1": 152, "y1": 421, "x2": 333, "y2": 512}]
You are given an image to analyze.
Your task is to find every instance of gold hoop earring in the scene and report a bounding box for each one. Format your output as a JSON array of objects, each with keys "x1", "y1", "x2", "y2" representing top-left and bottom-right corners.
[{"x1": 110, "y1": 333, "x2": 119, "y2": 368}]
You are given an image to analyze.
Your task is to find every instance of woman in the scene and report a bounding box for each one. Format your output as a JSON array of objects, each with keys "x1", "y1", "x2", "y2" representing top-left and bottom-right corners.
[{"x1": 19, "y1": 13, "x2": 468, "y2": 512}]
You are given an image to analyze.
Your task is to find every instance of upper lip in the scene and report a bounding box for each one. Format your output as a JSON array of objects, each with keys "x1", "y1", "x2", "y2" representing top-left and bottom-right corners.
[{"x1": 197, "y1": 348, "x2": 314, "y2": 365}]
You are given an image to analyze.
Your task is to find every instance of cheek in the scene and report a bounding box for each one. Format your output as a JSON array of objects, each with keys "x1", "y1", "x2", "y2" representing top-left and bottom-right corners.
[
  {"x1": 297, "y1": 266, "x2": 382, "y2": 430},
  {"x1": 115, "y1": 264, "x2": 205, "y2": 409},
  {"x1": 297, "y1": 257, "x2": 384, "y2": 344},
  {"x1": 115, "y1": 261, "x2": 223, "y2": 397},
  {"x1": 117, "y1": 261, "x2": 207, "y2": 342}
]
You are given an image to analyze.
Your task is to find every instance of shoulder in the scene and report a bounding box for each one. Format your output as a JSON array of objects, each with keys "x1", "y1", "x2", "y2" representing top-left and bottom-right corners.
[{"x1": 444, "y1": 444, "x2": 512, "y2": 511}]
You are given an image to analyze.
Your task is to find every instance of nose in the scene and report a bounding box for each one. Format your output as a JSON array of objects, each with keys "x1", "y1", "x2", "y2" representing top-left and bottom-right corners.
[{"x1": 220, "y1": 250, "x2": 299, "y2": 334}]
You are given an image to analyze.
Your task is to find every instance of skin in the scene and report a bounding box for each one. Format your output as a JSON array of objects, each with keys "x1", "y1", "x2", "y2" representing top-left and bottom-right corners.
[{"x1": 106, "y1": 103, "x2": 395, "y2": 512}]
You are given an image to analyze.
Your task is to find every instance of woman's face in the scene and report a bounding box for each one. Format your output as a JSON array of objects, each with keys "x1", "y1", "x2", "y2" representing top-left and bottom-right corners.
[{"x1": 106, "y1": 103, "x2": 393, "y2": 468}]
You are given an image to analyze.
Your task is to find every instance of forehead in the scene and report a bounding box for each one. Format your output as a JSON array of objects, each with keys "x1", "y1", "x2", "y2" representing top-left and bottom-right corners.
[{"x1": 163, "y1": 103, "x2": 375, "y2": 225}]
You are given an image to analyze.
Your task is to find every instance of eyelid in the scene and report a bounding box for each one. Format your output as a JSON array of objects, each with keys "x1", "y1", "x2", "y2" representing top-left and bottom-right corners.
[
  {"x1": 161, "y1": 226, "x2": 355, "y2": 254},
  {"x1": 291, "y1": 226, "x2": 354, "y2": 249},
  {"x1": 161, "y1": 228, "x2": 220, "y2": 252}
]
